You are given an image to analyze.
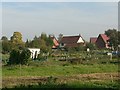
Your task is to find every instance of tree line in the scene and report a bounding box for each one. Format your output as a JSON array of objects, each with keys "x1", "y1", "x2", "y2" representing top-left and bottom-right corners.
[
  {"x1": 1, "y1": 29, "x2": 120, "y2": 54},
  {"x1": 1, "y1": 32, "x2": 53, "y2": 65},
  {"x1": 1, "y1": 29, "x2": 120, "y2": 65},
  {"x1": 1, "y1": 32, "x2": 53, "y2": 54}
]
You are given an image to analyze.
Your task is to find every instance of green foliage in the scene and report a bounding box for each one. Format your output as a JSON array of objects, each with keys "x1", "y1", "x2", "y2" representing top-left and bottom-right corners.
[
  {"x1": 3, "y1": 62, "x2": 118, "y2": 77},
  {"x1": 65, "y1": 46, "x2": 85, "y2": 52},
  {"x1": 37, "y1": 54, "x2": 47, "y2": 61},
  {"x1": 8, "y1": 49, "x2": 31, "y2": 65},
  {"x1": 85, "y1": 43, "x2": 97, "y2": 50},
  {"x1": 75, "y1": 45, "x2": 85, "y2": 51},
  {"x1": 2, "y1": 53, "x2": 10, "y2": 65},
  {"x1": 1, "y1": 36, "x2": 8, "y2": 41},
  {"x1": 19, "y1": 49, "x2": 31, "y2": 64},
  {"x1": 105, "y1": 29, "x2": 119, "y2": 50},
  {"x1": 10, "y1": 32, "x2": 23, "y2": 44},
  {"x1": 25, "y1": 33, "x2": 53, "y2": 54},
  {"x1": 2, "y1": 40, "x2": 11, "y2": 54},
  {"x1": 65, "y1": 47, "x2": 76, "y2": 53},
  {"x1": 8, "y1": 49, "x2": 20, "y2": 65},
  {"x1": 41, "y1": 32, "x2": 47, "y2": 40},
  {"x1": 1, "y1": 32, "x2": 25, "y2": 54},
  {"x1": 10, "y1": 32, "x2": 25, "y2": 50},
  {"x1": 0, "y1": 36, "x2": 11, "y2": 54},
  {"x1": 118, "y1": 31, "x2": 120, "y2": 45},
  {"x1": 40, "y1": 39, "x2": 48, "y2": 53},
  {"x1": 11, "y1": 80, "x2": 119, "y2": 89}
]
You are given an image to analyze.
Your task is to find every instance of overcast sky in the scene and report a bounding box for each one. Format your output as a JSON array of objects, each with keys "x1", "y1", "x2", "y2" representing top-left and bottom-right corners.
[{"x1": 2, "y1": 2, "x2": 118, "y2": 41}]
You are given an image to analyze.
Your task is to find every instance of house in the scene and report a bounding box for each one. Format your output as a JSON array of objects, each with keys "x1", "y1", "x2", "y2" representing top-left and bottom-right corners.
[
  {"x1": 49, "y1": 35, "x2": 59, "y2": 49},
  {"x1": 90, "y1": 37, "x2": 97, "y2": 44},
  {"x1": 96, "y1": 34, "x2": 110, "y2": 49},
  {"x1": 59, "y1": 34, "x2": 85, "y2": 48},
  {"x1": 28, "y1": 48, "x2": 40, "y2": 59}
]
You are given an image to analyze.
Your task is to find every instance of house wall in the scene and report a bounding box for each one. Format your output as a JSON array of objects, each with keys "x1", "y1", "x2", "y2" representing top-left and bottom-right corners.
[
  {"x1": 52, "y1": 38, "x2": 59, "y2": 49},
  {"x1": 59, "y1": 36, "x2": 85, "y2": 48},
  {"x1": 96, "y1": 36, "x2": 106, "y2": 48},
  {"x1": 28, "y1": 48, "x2": 40, "y2": 59},
  {"x1": 77, "y1": 37, "x2": 84, "y2": 43}
]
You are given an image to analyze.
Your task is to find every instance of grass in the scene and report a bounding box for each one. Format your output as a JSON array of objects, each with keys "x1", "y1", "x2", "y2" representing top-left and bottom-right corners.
[
  {"x1": 2, "y1": 60, "x2": 118, "y2": 77},
  {"x1": 2, "y1": 78, "x2": 119, "y2": 89},
  {"x1": 2, "y1": 52, "x2": 119, "y2": 89}
]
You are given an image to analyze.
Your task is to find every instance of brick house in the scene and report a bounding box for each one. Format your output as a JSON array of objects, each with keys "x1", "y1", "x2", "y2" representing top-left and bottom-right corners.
[
  {"x1": 90, "y1": 37, "x2": 97, "y2": 44},
  {"x1": 59, "y1": 34, "x2": 85, "y2": 48},
  {"x1": 96, "y1": 34, "x2": 110, "y2": 49}
]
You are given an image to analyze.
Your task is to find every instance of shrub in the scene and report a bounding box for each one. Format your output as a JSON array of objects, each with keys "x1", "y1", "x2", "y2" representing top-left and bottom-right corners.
[
  {"x1": 8, "y1": 48, "x2": 31, "y2": 65},
  {"x1": 8, "y1": 49, "x2": 20, "y2": 65},
  {"x1": 37, "y1": 54, "x2": 47, "y2": 61},
  {"x1": 19, "y1": 49, "x2": 31, "y2": 64}
]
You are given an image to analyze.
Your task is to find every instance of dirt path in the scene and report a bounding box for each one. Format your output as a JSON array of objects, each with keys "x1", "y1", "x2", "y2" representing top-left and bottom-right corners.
[{"x1": 2, "y1": 72, "x2": 119, "y2": 88}]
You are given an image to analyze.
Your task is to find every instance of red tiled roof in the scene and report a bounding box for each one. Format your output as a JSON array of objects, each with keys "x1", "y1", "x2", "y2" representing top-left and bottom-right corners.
[
  {"x1": 100, "y1": 34, "x2": 109, "y2": 43},
  {"x1": 50, "y1": 36, "x2": 59, "y2": 48},
  {"x1": 60, "y1": 35, "x2": 80, "y2": 44},
  {"x1": 90, "y1": 37, "x2": 97, "y2": 43},
  {"x1": 60, "y1": 35, "x2": 85, "y2": 47}
]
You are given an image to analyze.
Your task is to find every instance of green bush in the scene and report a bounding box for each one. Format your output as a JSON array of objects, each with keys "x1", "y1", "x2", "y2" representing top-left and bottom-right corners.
[
  {"x1": 8, "y1": 49, "x2": 20, "y2": 65},
  {"x1": 8, "y1": 48, "x2": 31, "y2": 65},
  {"x1": 19, "y1": 49, "x2": 31, "y2": 64},
  {"x1": 37, "y1": 54, "x2": 47, "y2": 61}
]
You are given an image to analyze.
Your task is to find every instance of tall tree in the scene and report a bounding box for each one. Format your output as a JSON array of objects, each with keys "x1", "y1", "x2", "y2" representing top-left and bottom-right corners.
[
  {"x1": 10, "y1": 32, "x2": 23, "y2": 44},
  {"x1": 1, "y1": 36, "x2": 11, "y2": 53},
  {"x1": 10, "y1": 32, "x2": 25, "y2": 50},
  {"x1": 25, "y1": 33, "x2": 53, "y2": 54},
  {"x1": 58, "y1": 33, "x2": 63, "y2": 42},
  {"x1": 105, "y1": 29, "x2": 119, "y2": 50},
  {"x1": 1, "y1": 36, "x2": 8, "y2": 41},
  {"x1": 41, "y1": 32, "x2": 47, "y2": 40}
]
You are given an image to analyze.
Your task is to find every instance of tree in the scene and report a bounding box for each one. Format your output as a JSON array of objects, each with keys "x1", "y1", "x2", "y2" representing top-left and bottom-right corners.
[
  {"x1": 11, "y1": 32, "x2": 23, "y2": 44},
  {"x1": 10, "y1": 32, "x2": 25, "y2": 50},
  {"x1": 1, "y1": 36, "x2": 8, "y2": 41},
  {"x1": 2, "y1": 41, "x2": 12, "y2": 54},
  {"x1": 19, "y1": 49, "x2": 31, "y2": 64},
  {"x1": 25, "y1": 33, "x2": 53, "y2": 55},
  {"x1": 8, "y1": 49, "x2": 20, "y2": 65},
  {"x1": 25, "y1": 39, "x2": 29, "y2": 47},
  {"x1": 1, "y1": 36, "x2": 11, "y2": 54},
  {"x1": 85, "y1": 43, "x2": 97, "y2": 50},
  {"x1": 41, "y1": 32, "x2": 47, "y2": 40},
  {"x1": 8, "y1": 48, "x2": 31, "y2": 65},
  {"x1": 40, "y1": 39, "x2": 48, "y2": 53},
  {"x1": 46, "y1": 36, "x2": 53, "y2": 48},
  {"x1": 58, "y1": 33, "x2": 63, "y2": 42},
  {"x1": 118, "y1": 31, "x2": 120, "y2": 45},
  {"x1": 105, "y1": 29, "x2": 119, "y2": 50}
]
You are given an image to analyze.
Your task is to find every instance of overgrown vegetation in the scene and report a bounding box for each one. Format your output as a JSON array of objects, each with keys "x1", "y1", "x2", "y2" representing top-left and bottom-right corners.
[
  {"x1": 8, "y1": 49, "x2": 31, "y2": 65},
  {"x1": 2, "y1": 61, "x2": 119, "y2": 89},
  {"x1": 3, "y1": 80, "x2": 119, "y2": 89}
]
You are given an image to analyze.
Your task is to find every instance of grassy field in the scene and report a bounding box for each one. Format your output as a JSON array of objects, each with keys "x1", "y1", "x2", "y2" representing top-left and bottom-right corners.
[
  {"x1": 2, "y1": 59, "x2": 119, "y2": 89},
  {"x1": 1, "y1": 51, "x2": 120, "y2": 89},
  {"x1": 2, "y1": 62, "x2": 118, "y2": 77}
]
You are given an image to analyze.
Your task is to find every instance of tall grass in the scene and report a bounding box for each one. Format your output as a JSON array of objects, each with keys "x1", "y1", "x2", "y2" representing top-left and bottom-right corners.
[{"x1": 2, "y1": 62, "x2": 118, "y2": 77}]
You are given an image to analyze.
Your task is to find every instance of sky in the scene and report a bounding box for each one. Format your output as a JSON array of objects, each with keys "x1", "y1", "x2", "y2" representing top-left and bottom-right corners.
[{"x1": 1, "y1": 2, "x2": 118, "y2": 41}]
